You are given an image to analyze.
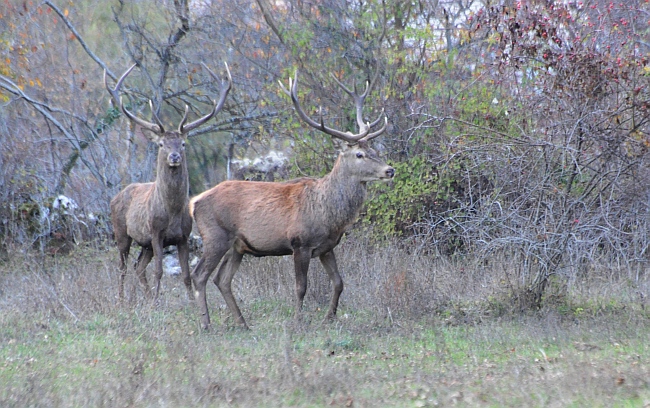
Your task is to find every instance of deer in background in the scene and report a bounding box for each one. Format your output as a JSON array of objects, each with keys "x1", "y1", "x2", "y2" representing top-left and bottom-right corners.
[
  {"x1": 105, "y1": 62, "x2": 231, "y2": 301},
  {"x1": 190, "y1": 70, "x2": 394, "y2": 330}
]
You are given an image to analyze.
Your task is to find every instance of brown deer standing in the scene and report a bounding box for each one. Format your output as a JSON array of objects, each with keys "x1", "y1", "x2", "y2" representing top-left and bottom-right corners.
[
  {"x1": 190, "y1": 71, "x2": 394, "y2": 330},
  {"x1": 105, "y1": 63, "x2": 231, "y2": 301}
]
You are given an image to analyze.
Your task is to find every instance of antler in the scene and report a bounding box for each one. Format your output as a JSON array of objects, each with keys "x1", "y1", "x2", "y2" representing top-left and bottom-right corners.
[
  {"x1": 179, "y1": 62, "x2": 233, "y2": 134},
  {"x1": 279, "y1": 71, "x2": 387, "y2": 145},
  {"x1": 105, "y1": 62, "x2": 233, "y2": 135},
  {"x1": 104, "y1": 64, "x2": 164, "y2": 134},
  {"x1": 328, "y1": 67, "x2": 384, "y2": 135}
]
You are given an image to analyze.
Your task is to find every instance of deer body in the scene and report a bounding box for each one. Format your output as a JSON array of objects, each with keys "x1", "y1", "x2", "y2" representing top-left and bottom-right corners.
[
  {"x1": 190, "y1": 71, "x2": 393, "y2": 330},
  {"x1": 111, "y1": 142, "x2": 193, "y2": 300},
  {"x1": 192, "y1": 148, "x2": 372, "y2": 257},
  {"x1": 106, "y1": 63, "x2": 231, "y2": 301},
  {"x1": 114, "y1": 157, "x2": 190, "y2": 248}
]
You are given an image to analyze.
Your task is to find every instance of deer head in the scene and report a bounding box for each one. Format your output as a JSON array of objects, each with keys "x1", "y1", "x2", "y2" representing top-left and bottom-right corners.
[
  {"x1": 103, "y1": 63, "x2": 232, "y2": 169},
  {"x1": 279, "y1": 70, "x2": 394, "y2": 182}
]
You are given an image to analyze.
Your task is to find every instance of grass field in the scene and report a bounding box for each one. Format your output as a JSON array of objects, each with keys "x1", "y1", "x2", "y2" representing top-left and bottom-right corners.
[{"x1": 1, "y1": 238, "x2": 649, "y2": 407}]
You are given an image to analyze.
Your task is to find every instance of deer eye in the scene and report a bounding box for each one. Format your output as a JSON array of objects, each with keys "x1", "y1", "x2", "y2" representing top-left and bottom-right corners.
[
  {"x1": 181, "y1": 141, "x2": 186, "y2": 148},
  {"x1": 158, "y1": 141, "x2": 164, "y2": 148},
  {"x1": 356, "y1": 152, "x2": 364, "y2": 159}
]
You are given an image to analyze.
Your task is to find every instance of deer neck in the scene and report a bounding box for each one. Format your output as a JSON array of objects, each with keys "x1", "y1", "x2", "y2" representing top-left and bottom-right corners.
[
  {"x1": 315, "y1": 155, "x2": 367, "y2": 230},
  {"x1": 153, "y1": 159, "x2": 189, "y2": 214}
]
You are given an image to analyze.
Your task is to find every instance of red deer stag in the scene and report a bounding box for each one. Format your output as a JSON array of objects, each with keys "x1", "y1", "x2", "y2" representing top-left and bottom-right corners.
[
  {"x1": 105, "y1": 62, "x2": 231, "y2": 301},
  {"x1": 190, "y1": 71, "x2": 394, "y2": 330}
]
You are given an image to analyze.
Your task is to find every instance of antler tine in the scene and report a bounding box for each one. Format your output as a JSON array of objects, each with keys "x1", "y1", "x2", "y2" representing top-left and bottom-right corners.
[
  {"x1": 329, "y1": 73, "x2": 367, "y2": 132},
  {"x1": 329, "y1": 69, "x2": 383, "y2": 135},
  {"x1": 329, "y1": 73, "x2": 356, "y2": 98},
  {"x1": 103, "y1": 71, "x2": 117, "y2": 107},
  {"x1": 178, "y1": 98, "x2": 216, "y2": 134},
  {"x1": 281, "y1": 70, "x2": 371, "y2": 144},
  {"x1": 360, "y1": 114, "x2": 388, "y2": 142},
  {"x1": 149, "y1": 100, "x2": 166, "y2": 133},
  {"x1": 202, "y1": 62, "x2": 232, "y2": 114},
  {"x1": 367, "y1": 108, "x2": 385, "y2": 129},
  {"x1": 104, "y1": 64, "x2": 164, "y2": 134},
  {"x1": 180, "y1": 62, "x2": 232, "y2": 134},
  {"x1": 177, "y1": 104, "x2": 190, "y2": 133},
  {"x1": 104, "y1": 63, "x2": 136, "y2": 106},
  {"x1": 358, "y1": 66, "x2": 385, "y2": 141},
  {"x1": 278, "y1": 74, "x2": 291, "y2": 97},
  {"x1": 215, "y1": 62, "x2": 233, "y2": 114}
]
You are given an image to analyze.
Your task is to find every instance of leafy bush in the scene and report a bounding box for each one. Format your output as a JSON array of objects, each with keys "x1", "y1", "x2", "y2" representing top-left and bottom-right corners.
[{"x1": 364, "y1": 156, "x2": 437, "y2": 237}]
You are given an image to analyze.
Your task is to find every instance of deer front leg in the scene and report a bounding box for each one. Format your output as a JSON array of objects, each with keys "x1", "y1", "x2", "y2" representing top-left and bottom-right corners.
[
  {"x1": 151, "y1": 233, "x2": 165, "y2": 301},
  {"x1": 116, "y1": 237, "x2": 132, "y2": 301},
  {"x1": 319, "y1": 250, "x2": 343, "y2": 320},
  {"x1": 292, "y1": 248, "x2": 311, "y2": 321},
  {"x1": 118, "y1": 257, "x2": 128, "y2": 301},
  {"x1": 134, "y1": 247, "x2": 154, "y2": 300},
  {"x1": 177, "y1": 240, "x2": 193, "y2": 300}
]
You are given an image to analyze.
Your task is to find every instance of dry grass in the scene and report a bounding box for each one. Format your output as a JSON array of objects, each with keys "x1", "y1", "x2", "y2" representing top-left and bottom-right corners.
[{"x1": 0, "y1": 235, "x2": 649, "y2": 407}]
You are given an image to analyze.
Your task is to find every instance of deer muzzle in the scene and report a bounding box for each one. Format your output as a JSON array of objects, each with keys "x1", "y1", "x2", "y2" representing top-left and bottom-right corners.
[{"x1": 168, "y1": 152, "x2": 182, "y2": 167}]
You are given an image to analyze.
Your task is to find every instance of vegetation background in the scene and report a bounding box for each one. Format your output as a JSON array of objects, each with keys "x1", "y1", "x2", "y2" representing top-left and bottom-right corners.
[{"x1": 1, "y1": 0, "x2": 649, "y2": 406}]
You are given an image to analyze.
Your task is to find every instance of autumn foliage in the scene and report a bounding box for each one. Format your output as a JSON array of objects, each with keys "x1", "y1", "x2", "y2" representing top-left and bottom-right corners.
[{"x1": 0, "y1": 0, "x2": 648, "y2": 306}]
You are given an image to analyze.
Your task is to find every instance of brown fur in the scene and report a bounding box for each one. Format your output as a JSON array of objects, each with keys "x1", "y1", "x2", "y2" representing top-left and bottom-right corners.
[
  {"x1": 106, "y1": 63, "x2": 231, "y2": 301},
  {"x1": 190, "y1": 142, "x2": 394, "y2": 329},
  {"x1": 111, "y1": 134, "x2": 193, "y2": 300}
]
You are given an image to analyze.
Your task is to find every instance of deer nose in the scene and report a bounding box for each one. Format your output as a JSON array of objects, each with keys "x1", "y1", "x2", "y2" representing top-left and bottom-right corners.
[
  {"x1": 169, "y1": 152, "x2": 182, "y2": 164},
  {"x1": 386, "y1": 167, "x2": 395, "y2": 178}
]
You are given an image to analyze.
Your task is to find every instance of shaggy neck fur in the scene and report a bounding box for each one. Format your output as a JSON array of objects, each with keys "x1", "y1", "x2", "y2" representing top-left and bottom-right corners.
[
  {"x1": 310, "y1": 152, "x2": 367, "y2": 232},
  {"x1": 152, "y1": 151, "x2": 189, "y2": 214}
]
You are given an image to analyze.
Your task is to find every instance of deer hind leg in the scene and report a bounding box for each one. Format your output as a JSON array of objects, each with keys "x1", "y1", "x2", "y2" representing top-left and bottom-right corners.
[
  {"x1": 214, "y1": 249, "x2": 249, "y2": 329},
  {"x1": 191, "y1": 236, "x2": 230, "y2": 331},
  {"x1": 177, "y1": 240, "x2": 193, "y2": 301},
  {"x1": 292, "y1": 248, "x2": 311, "y2": 320},
  {"x1": 319, "y1": 250, "x2": 343, "y2": 320},
  {"x1": 116, "y1": 236, "x2": 132, "y2": 301},
  {"x1": 134, "y1": 246, "x2": 154, "y2": 300}
]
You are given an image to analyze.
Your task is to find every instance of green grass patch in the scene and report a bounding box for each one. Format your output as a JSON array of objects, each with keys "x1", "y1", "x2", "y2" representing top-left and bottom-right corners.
[{"x1": 1, "y1": 247, "x2": 648, "y2": 407}]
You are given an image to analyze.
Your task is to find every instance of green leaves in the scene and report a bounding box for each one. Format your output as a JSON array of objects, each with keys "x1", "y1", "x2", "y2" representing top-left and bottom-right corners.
[{"x1": 365, "y1": 156, "x2": 437, "y2": 237}]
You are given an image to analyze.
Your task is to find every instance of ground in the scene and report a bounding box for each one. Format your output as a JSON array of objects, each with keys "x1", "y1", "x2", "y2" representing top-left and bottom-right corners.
[{"x1": 0, "y1": 242, "x2": 648, "y2": 407}]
